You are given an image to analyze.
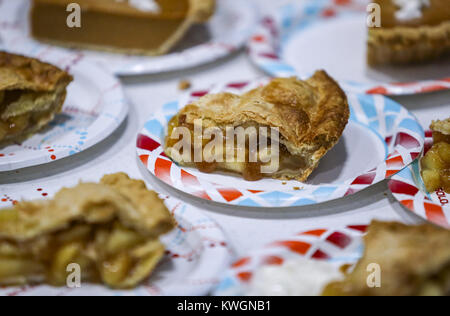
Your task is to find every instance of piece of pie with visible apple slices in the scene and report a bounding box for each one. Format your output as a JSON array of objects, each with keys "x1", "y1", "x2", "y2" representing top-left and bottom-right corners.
[
  {"x1": 0, "y1": 51, "x2": 73, "y2": 146},
  {"x1": 0, "y1": 173, "x2": 175, "y2": 289},
  {"x1": 164, "y1": 71, "x2": 349, "y2": 182},
  {"x1": 323, "y1": 221, "x2": 450, "y2": 296}
]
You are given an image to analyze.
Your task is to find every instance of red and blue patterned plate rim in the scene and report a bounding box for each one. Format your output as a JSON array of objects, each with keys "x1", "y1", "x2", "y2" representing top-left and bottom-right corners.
[
  {"x1": 389, "y1": 132, "x2": 450, "y2": 229},
  {"x1": 136, "y1": 78, "x2": 425, "y2": 208},
  {"x1": 213, "y1": 224, "x2": 367, "y2": 296}
]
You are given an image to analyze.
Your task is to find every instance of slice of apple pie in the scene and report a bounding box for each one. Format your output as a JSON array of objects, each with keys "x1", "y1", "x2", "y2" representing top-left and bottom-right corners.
[
  {"x1": 0, "y1": 173, "x2": 175, "y2": 289},
  {"x1": 165, "y1": 71, "x2": 349, "y2": 181},
  {"x1": 0, "y1": 51, "x2": 73, "y2": 146},
  {"x1": 421, "y1": 118, "x2": 450, "y2": 193},
  {"x1": 323, "y1": 221, "x2": 450, "y2": 296}
]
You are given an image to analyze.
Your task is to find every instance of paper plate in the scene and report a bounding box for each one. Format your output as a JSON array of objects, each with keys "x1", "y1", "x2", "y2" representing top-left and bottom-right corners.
[
  {"x1": 0, "y1": 187, "x2": 231, "y2": 296},
  {"x1": 389, "y1": 132, "x2": 450, "y2": 229},
  {"x1": 0, "y1": 0, "x2": 258, "y2": 76},
  {"x1": 136, "y1": 78, "x2": 424, "y2": 208},
  {"x1": 214, "y1": 225, "x2": 366, "y2": 296},
  {"x1": 248, "y1": 0, "x2": 450, "y2": 95},
  {"x1": 0, "y1": 49, "x2": 128, "y2": 171}
]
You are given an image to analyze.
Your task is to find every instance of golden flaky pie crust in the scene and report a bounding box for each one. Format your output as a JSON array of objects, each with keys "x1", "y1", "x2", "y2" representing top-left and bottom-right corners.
[
  {"x1": 431, "y1": 118, "x2": 450, "y2": 136},
  {"x1": 165, "y1": 70, "x2": 350, "y2": 182},
  {"x1": 0, "y1": 173, "x2": 174, "y2": 241},
  {"x1": 368, "y1": 0, "x2": 450, "y2": 65},
  {"x1": 31, "y1": 0, "x2": 216, "y2": 56},
  {"x1": 0, "y1": 173, "x2": 175, "y2": 288},
  {"x1": 323, "y1": 221, "x2": 450, "y2": 296},
  {"x1": 0, "y1": 51, "x2": 73, "y2": 145}
]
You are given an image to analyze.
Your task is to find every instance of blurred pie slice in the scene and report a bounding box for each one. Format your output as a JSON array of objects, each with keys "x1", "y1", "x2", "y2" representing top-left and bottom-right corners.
[
  {"x1": 0, "y1": 51, "x2": 73, "y2": 146},
  {"x1": 421, "y1": 118, "x2": 450, "y2": 193},
  {"x1": 0, "y1": 173, "x2": 175, "y2": 289},
  {"x1": 323, "y1": 221, "x2": 450, "y2": 296},
  {"x1": 164, "y1": 71, "x2": 349, "y2": 182},
  {"x1": 368, "y1": 0, "x2": 450, "y2": 65},
  {"x1": 31, "y1": 0, "x2": 216, "y2": 56}
]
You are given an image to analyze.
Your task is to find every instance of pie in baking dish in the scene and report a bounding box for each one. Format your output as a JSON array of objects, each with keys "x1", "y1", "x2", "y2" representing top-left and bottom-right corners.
[
  {"x1": 421, "y1": 118, "x2": 450, "y2": 193},
  {"x1": 0, "y1": 173, "x2": 175, "y2": 289},
  {"x1": 323, "y1": 221, "x2": 450, "y2": 296},
  {"x1": 0, "y1": 51, "x2": 73, "y2": 146},
  {"x1": 368, "y1": 0, "x2": 450, "y2": 65},
  {"x1": 31, "y1": 0, "x2": 216, "y2": 56},
  {"x1": 164, "y1": 71, "x2": 349, "y2": 182}
]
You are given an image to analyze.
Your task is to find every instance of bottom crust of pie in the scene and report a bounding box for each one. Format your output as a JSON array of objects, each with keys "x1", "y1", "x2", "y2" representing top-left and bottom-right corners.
[{"x1": 367, "y1": 21, "x2": 450, "y2": 66}]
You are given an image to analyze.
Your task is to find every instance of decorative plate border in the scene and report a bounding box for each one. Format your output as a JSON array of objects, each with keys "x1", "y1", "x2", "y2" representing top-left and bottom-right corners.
[
  {"x1": 389, "y1": 132, "x2": 450, "y2": 229},
  {"x1": 136, "y1": 78, "x2": 424, "y2": 208},
  {"x1": 247, "y1": 0, "x2": 450, "y2": 96},
  {"x1": 0, "y1": 0, "x2": 258, "y2": 76},
  {"x1": 0, "y1": 193, "x2": 231, "y2": 296},
  {"x1": 213, "y1": 225, "x2": 367, "y2": 296},
  {"x1": 0, "y1": 49, "x2": 128, "y2": 172}
]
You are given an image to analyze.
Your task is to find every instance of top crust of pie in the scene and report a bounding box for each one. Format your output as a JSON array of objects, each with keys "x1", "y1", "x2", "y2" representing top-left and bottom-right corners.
[
  {"x1": 171, "y1": 70, "x2": 349, "y2": 181},
  {"x1": 0, "y1": 173, "x2": 174, "y2": 242},
  {"x1": 431, "y1": 118, "x2": 450, "y2": 136},
  {"x1": 0, "y1": 51, "x2": 73, "y2": 93}
]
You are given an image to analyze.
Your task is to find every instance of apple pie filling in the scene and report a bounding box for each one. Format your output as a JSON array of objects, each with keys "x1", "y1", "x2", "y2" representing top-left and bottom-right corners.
[
  {"x1": 0, "y1": 87, "x2": 68, "y2": 144},
  {"x1": 0, "y1": 215, "x2": 164, "y2": 288},
  {"x1": 166, "y1": 114, "x2": 311, "y2": 181},
  {"x1": 0, "y1": 173, "x2": 175, "y2": 289},
  {"x1": 421, "y1": 118, "x2": 450, "y2": 193}
]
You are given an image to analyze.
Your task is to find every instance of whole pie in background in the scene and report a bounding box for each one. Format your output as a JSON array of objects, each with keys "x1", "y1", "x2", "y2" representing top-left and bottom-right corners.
[
  {"x1": 0, "y1": 173, "x2": 175, "y2": 289},
  {"x1": 368, "y1": 0, "x2": 450, "y2": 66},
  {"x1": 30, "y1": 0, "x2": 216, "y2": 56},
  {"x1": 164, "y1": 70, "x2": 349, "y2": 182},
  {"x1": 0, "y1": 51, "x2": 73, "y2": 147}
]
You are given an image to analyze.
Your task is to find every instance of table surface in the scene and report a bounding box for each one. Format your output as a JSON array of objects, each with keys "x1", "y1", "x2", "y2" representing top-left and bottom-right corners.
[{"x1": 1, "y1": 0, "x2": 450, "y2": 260}]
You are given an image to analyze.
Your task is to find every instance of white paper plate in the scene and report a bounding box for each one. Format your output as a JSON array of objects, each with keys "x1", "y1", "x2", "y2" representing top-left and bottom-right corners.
[
  {"x1": 137, "y1": 78, "x2": 424, "y2": 208},
  {"x1": 0, "y1": 0, "x2": 258, "y2": 76},
  {"x1": 0, "y1": 49, "x2": 128, "y2": 171},
  {"x1": 0, "y1": 186, "x2": 231, "y2": 296},
  {"x1": 214, "y1": 225, "x2": 366, "y2": 296},
  {"x1": 248, "y1": 0, "x2": 450, "y2": 95}
]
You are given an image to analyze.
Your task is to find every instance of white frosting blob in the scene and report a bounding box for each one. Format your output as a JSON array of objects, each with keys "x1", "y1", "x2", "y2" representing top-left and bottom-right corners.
[
  {"x1": 247, "y1": 258, "x2": 343, "y2": 296},
  {"x1": 393, "y1": 0, "x2": 430, "y2": 21},
  {"x1": 115, "y1": 0, "x2": 161, "y2": 13}
]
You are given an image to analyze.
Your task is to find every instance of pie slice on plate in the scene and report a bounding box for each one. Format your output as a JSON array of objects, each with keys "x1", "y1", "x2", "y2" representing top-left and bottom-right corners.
[
  {"x1": 164, "y1": 70, "x2": 349, "y2": 182},
  {"x1": 0, "y1": 173, "x2": 175, "y2": 289},
  {"x1": 323, "y1": 221, "x2": 450, "y2": 296},
  {"x1": 0, "y1": 51, "x2": 73, "y2": 146},
  {"x1": 31, "y1": 0, "x2": 216, "y2": 56},
  {"x1": 421, "y1": 118, "x2": 450, "y2": 193},
  {"x1": 368, "y1": 0, "x2": 450, "y2": 65}
]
